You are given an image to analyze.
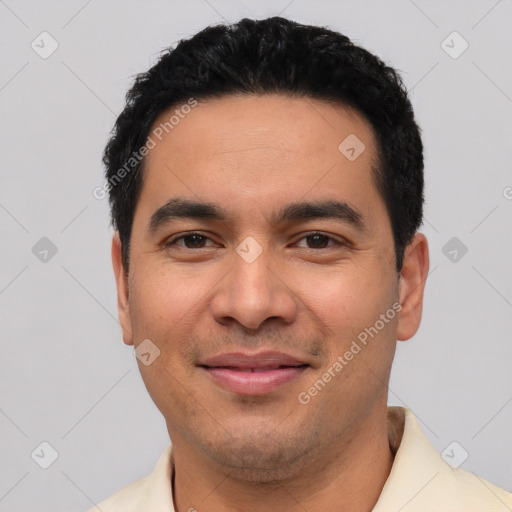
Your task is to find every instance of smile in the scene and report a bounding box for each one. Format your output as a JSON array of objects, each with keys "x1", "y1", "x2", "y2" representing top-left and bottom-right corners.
[{"x1": 199, "y1": 351, "x2": 310, "y2": 395}]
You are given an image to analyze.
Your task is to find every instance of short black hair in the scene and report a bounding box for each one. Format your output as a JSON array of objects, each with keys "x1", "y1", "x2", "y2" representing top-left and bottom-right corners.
[{"x1": 103, "y1": 16, "x2": 423, "y2": 273}]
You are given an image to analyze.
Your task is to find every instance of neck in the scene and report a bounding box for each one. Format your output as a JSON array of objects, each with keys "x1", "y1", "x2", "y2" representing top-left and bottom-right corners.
[{"x1": 171, "y1": 404, "x2": 395, "y2": 512}]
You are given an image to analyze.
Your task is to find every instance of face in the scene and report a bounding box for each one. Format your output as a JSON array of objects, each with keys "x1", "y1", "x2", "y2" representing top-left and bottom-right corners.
[{"x1": 112, "y1": 94, "x2": 428, "y2": 481}]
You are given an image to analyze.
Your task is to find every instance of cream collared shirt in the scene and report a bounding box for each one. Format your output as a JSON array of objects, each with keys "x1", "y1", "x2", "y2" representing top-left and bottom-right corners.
[{"x1": 88, "y1": 407, "x2": 512, "y2": 511}]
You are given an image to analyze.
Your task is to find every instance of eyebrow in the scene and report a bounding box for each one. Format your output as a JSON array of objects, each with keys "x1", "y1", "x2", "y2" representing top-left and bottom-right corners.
[{"x1": 147, "y1": 197, "x2": 366, "y2": 234}]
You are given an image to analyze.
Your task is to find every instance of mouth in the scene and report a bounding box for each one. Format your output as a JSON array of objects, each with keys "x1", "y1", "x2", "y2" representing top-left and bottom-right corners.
[{"x1": 199, "y1": 351, "x2": 310, "y2": 396}]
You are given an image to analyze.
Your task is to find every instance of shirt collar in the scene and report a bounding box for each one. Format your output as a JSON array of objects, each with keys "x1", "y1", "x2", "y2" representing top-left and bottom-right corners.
[{"x1": 373, "y1": 406, "x2": 460, "y2": 511}]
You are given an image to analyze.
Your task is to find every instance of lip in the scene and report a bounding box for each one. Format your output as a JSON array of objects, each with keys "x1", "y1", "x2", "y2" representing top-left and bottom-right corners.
[{"x1": 199, "y1": 351, "x2": 309, "y2": 395}]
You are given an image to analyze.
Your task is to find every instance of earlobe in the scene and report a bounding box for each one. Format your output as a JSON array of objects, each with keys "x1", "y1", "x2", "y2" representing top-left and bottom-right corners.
[
  {"x1": 111, "y1": 232, "x2": 134, "y2": 346},
  {"x1": 396, "y1": 233, "x2": 429, "y2": 342}
]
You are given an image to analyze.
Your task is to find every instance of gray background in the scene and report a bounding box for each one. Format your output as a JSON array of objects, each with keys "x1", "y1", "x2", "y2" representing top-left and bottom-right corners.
[{"x1": 0, "y1": 0, "x2": 511, "y2": 510}]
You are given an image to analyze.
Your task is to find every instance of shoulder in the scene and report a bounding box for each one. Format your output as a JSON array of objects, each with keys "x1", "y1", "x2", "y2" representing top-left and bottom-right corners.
[
  {"x1": 448, "y1": 467, "x2": 512, "y2": 510},
  {"x1": 85, "y1": 443, "x2": 174, "y2": 512},
  {"x1": 376, "y1": 407, "x2": 512, "y2": 511},
  {"x1": 86, "y1": 475, "x2": 151, "y2": 512}
]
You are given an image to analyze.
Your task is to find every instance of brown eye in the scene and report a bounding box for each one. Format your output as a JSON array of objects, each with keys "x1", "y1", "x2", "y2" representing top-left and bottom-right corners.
[
  {"x1": 295, "y1": 232, "x2": 342, "y2": 249},
  {"x1": 165, "y1": 233, "x2": 215, "y2": 249},
  {"x1": 305, "y1": 234, "x2": 330, "y2": 248},
  {"x1": 180, "y1": 234, "x2": 208, "y2": 248}
]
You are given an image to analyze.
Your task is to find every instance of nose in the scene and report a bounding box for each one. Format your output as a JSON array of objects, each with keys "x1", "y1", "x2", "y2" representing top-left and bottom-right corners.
[{"x1": 209, "y1": 243, "x2": 298, "y2": 331}]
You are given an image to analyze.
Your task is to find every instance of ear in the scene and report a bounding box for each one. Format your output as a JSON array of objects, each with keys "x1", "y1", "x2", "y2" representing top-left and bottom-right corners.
[
  {"x1": 112, "y1": 232, "x2": 134, "y2": 346},
  {"x1": 396, "y1": 233, "x2": 429, "y2": 341}
]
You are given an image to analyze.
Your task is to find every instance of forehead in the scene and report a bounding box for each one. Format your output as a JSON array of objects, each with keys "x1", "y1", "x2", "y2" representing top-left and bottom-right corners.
[
  {"x1": 137, "y1": 94, "x2": 383, "y2": 227},
  {"x1": 147, "y1": 94, "x2": 376, "y2": 167}
]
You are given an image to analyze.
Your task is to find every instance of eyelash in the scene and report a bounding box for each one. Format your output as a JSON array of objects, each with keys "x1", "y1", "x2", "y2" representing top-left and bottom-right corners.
[{"x1": 163, "y1": 231, "x2": 346, "y2": 250}]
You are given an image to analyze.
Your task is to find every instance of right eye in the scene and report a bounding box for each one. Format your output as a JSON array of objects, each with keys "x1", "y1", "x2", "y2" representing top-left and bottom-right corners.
[{"x1": 163, "y1": 232, "x2": 219, "y2": 249}]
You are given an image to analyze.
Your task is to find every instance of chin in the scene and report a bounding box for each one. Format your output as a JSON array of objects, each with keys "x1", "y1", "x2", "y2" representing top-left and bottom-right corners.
[{"x1": 197, "y1": 425, "x2": 315, "y2": 483}]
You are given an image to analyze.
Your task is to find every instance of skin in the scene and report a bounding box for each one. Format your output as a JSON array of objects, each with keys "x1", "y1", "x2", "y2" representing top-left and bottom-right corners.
[{"x1": 112, "y1": 94, "x2": 429, "y2": 512}]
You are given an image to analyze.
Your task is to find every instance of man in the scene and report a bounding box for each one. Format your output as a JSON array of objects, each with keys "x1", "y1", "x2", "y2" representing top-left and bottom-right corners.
[{"x1": 90, "y1": 16, "x2": 512, "y2": 512}]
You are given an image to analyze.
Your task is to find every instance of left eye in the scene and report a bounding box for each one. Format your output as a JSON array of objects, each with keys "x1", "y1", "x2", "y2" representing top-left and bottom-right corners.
[{"x1": 295, "y1": 233, "x2": 340, "y2": 249}]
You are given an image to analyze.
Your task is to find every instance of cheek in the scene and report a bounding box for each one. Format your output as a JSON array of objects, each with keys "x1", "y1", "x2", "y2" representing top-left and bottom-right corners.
[
  {"x1": 128, "y1": 267, "x2": 205, "y2": 418},
  {"x1": 299, "y1": 263, "x2": 396, "y2": 337},
  {"x1": 128, "y1": 264, "x2": 205, "y2": 339}
]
